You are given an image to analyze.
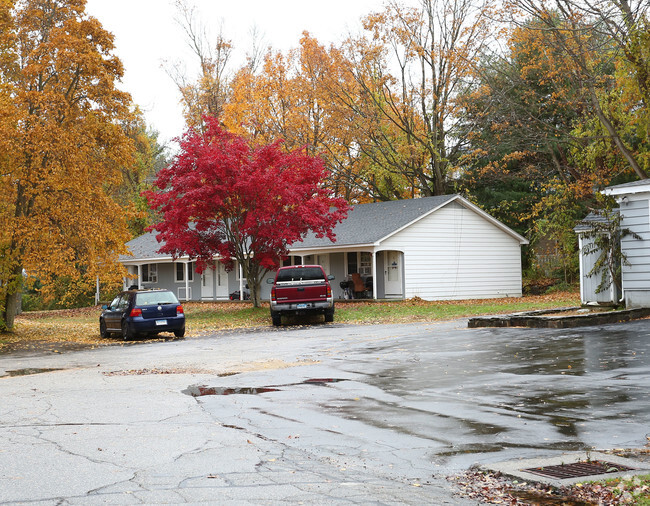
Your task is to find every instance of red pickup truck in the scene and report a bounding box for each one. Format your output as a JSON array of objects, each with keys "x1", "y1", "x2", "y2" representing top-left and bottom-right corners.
[{"x1": 268, "y1": 265, "x2": 335, "y2": 326}]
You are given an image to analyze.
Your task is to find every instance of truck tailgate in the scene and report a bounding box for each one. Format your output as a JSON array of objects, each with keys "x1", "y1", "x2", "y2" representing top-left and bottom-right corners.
[{"x1": 274, "y1": 281, "x2": 328, "y2": 302}]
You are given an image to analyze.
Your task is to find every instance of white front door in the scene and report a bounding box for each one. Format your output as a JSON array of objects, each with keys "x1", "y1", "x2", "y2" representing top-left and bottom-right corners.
[
  {"x1": 216, "y1": 262, "x2": 228, "y2": 299},
  {"x1": 316, "y1": 254, "x2": 330, "y2": 275},
  {"x1": 201, "y1": 265, "x2": 215, "y2": 300},
  {"x1": 384, "y1": 251, "x2": 402, "y2": 297}
]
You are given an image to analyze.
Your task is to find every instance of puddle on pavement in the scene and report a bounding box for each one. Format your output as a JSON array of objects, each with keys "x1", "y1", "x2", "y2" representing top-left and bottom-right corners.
[
  {"x1": 2, "y1": 368, "x2": 64, "y2": 378},
  {"x1": 302, "y1": 378, "x2": 346, "y2": 384},
  {"x1": 183, "y1": 378, "x2": 347, "y2": 397},
  {"x1": 183, "y1": 386, "x2": 281, "y2": 396}
]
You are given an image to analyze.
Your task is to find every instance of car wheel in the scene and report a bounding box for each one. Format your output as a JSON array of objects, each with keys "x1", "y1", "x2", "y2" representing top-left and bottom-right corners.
[
  {"x1": 271, "y1": 312, "x2": 282, "y2": 326},
  {"x1": 173, "y1": 326, "x2": 185, "y2": 338},
  {"x1": 99, "y1": 319, "x2": 110, "y2": 338},
  {"x1": 324, "y1": 309, "x2": 334, "y2": 323},
  {"x1": 121, "y1": 320, "x2": 134, "y2": 341}
]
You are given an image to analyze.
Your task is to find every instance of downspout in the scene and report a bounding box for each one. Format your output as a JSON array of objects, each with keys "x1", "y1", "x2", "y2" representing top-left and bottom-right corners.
[{"x1": 239, "y1": 263, "x2": 244, "y2": 300}]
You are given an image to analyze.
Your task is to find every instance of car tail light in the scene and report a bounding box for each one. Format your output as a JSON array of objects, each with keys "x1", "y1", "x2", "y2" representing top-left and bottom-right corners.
[
  {"x1": 130, "y1": 308, "x2": 142, "y2": 317},
  {"x1": 177, "y1": 305, "x2": 184, "y2": 315},
  {"x1": 326, "y1": 284, "x2": 332, "y2": 297},
  {"x1": 271, "y1": 287, "x2": 276, "y2": 302}
]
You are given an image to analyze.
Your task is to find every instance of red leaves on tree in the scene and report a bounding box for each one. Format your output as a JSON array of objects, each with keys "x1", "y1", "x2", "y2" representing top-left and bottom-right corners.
[{"x1": 144, "y1": 116, "x2": 348, "y2": 282}]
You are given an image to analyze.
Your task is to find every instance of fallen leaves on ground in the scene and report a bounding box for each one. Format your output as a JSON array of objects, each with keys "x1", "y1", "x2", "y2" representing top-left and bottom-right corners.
[
  {"x1": 2, "y1": 293, "x2": 581, "y2": 353},
  {"x1": 103, "y1": 367, "x2": 214, "y2": 376},
  {"x1": 449, "y1": 449, "x2": 650, "y2": 505}
]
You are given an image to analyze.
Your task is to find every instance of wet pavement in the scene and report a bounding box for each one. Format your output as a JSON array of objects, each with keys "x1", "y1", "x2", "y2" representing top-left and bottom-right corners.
[{"x1": 0, "y1": 319, "x2": 648, "y2": 504}]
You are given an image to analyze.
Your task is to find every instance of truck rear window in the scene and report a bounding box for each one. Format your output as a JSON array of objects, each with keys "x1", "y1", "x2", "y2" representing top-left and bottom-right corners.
[{"x1": 276, "y1": 267, "x2": 325, "y2": 282}]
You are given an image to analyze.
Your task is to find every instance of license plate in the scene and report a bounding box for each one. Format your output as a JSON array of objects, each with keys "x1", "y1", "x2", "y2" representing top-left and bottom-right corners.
[
  {"x1": 296, "y1": 304, "x2": 307, "y2": 309},
  {"x1": 155, "y1": 320, "x2": 167, "y2": 326}
]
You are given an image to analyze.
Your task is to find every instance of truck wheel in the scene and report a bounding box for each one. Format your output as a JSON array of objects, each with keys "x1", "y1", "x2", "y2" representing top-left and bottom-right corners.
[
  {"x1": 271, "y1": 312, "x2": 282, "y2": 326},
  {"x1": 324, "y1": 309, "x2": 334, "y2": 323}
]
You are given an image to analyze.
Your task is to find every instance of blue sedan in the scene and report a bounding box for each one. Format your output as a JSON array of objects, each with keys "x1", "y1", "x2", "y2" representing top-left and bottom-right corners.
[{"x1": 100, "y1": 289, "x2": 185, "y2": 340}]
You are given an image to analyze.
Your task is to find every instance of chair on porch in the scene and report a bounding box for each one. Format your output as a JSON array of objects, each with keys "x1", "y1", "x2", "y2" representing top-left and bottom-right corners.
[{"x1": 351, "y1": 273, "x2": 366, "y2": 299}]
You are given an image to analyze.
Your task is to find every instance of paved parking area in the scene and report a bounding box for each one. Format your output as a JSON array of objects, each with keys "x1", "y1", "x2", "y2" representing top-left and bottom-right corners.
[{"x1": 1, "y1": 319, "x2": 648, "y2": 504}]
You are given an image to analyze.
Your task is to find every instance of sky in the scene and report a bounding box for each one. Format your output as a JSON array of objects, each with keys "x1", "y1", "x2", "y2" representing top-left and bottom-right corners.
[{"x1": 84, "y1": 0, "x2": 391, "y2": 146}]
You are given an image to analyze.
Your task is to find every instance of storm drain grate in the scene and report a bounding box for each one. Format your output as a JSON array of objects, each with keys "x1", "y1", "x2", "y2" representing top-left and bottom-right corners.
[{"x1": 522, "y1": 460, "x2": 635, "y2": 479}]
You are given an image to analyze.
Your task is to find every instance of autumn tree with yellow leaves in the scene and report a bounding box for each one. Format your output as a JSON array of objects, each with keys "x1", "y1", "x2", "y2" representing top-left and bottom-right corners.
[
  {"x1": 224, "y1": 34, "x2": 374, "y2": 201},
  {"x1": 0, "y1": 0, "x2": 139, "y2": 330}
]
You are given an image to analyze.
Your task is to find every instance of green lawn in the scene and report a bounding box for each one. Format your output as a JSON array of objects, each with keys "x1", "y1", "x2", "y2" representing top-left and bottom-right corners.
[{"x1": 189, "y1": 291, "x2": 581, "y2": 329}]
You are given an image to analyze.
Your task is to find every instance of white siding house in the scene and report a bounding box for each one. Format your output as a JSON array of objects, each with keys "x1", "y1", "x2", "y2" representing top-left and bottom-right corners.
[
  {"x1": 120, "y1": 195, "x2": 528, "y2": 301},
  {"x1": 603, "y1": 181, "x2": 650, "y2": 307},
  {"x1": 371, "y1": 201, "x2": 525, "y2": 299}
]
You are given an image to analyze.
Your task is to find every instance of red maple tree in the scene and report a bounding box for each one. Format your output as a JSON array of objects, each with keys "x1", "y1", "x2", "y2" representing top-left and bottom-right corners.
[{"x1": 145, "y1": 117, "x2": 349, "y2": 307}]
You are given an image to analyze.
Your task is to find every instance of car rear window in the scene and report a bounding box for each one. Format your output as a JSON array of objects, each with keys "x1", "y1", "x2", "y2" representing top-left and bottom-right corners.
[
  {"x1": 135, "y1": 291, "x2": 179, "y2": 306},
  {"x1": 276, "y1": 267, "x2": 325, "y2": 282}
]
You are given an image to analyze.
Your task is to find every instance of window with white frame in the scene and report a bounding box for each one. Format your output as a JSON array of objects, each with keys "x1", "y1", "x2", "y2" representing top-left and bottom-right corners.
[
  {"x1": 142, "y1": 264, "x2": 158, "y2": 283},
  {"x1": 175, "y1": 262, "x2": 194, "y2": 282},
  {"x1": 359, "y1": 252, "x2": 372, "y2": 276}
]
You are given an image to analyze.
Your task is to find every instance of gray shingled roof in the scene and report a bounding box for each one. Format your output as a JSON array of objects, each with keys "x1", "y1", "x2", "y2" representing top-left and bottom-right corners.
[
  {"x1": 121, "y1": 194, "x2": 473, "y2": 260},
  {"x1": 294, "y1": 194, "x2": 457, "y2": 248},
  {"x1": 573, "y1": 211, "x2": 617, "y2": 233},
  {"x1": 120, "y1": 231, "x2": 170, "y2": 261}
]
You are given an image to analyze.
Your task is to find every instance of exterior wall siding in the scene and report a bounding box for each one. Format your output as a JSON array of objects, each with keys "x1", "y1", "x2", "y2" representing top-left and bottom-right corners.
[
  {"x1": 619, "y1": 197, "x2": 650, "y2": 307},
  {"x1": 578, "y1": 235, "x2": 619, "y2": 304},
  {"x1": 379, "y1": 201, "x2": 523, "y2": 300}
]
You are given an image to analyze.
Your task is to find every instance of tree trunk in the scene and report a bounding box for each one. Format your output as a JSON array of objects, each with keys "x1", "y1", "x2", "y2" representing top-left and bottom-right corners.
[
  {"x1": 588, "y1": 84, "x2": 649, "y2": 180},
  {"x1": 1, "y1": 264, "x2": 24, "y2": 331},
  {"x1": 3, "y1": 291, "x2": 20, "y2": 331},
  {"x1": 242, "y1": 259, "x2": 264, "y2": 308},
  {"x1": 249, "y1": 278, "x2": 262, "y2": 308}
]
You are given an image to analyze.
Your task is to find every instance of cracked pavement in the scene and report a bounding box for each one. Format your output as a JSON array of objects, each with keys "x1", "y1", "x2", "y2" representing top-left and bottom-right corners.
[{"x1": 0, "y1": 319, "x2": 648, "y2": 504}]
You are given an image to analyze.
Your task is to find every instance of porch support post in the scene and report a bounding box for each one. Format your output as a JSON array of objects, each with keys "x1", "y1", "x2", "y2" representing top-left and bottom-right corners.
[
  {"x1": 372, "y1": 250, "x2": 377, "y2": 300},
  {"x1": 137, "y1": 264, "x2": 143, "y2": 289},
  {"x1": 184, "y1": 262, "x2": 190, "y2": 301},
  {"x1": 239, "y1": 263, "x2": 244, "y2": 300}
]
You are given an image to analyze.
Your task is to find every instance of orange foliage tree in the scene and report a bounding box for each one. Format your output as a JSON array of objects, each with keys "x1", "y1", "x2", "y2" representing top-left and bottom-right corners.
[
  {"x1": 0, "y1": 0, "x2": 138, "y2": 329},
  {"x1": 505, "y1": 0, "x2": 649, "y2": 180},
  {"x1": 223, "y1": 33, "x2": 371, "y2": 201}
]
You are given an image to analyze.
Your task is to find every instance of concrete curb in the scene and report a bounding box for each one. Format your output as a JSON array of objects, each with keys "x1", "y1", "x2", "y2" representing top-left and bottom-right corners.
[{"x1": 468, "y1": 307, "x2": 650, "y2": 328}]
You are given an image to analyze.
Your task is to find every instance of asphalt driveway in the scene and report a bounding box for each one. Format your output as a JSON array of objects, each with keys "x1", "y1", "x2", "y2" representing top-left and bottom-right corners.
[{"x1": 0, "y1": 319, "x2": 648, "y2": 504}]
